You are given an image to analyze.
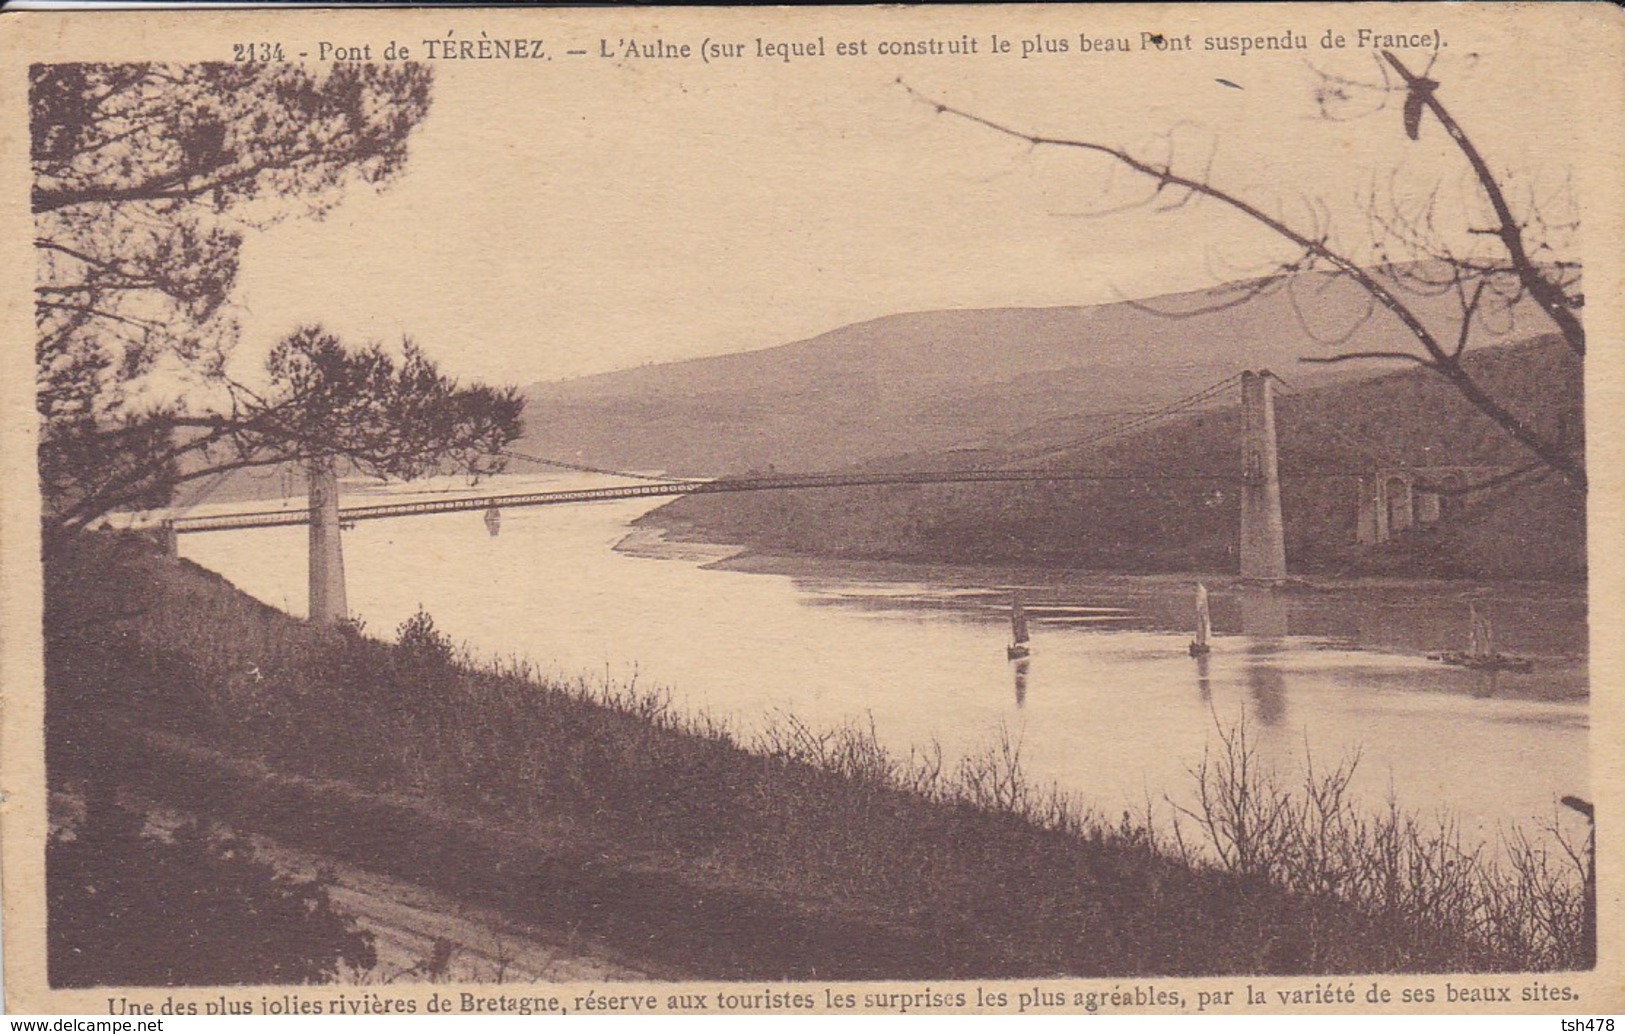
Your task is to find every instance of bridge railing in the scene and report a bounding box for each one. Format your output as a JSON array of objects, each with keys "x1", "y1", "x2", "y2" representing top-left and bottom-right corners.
[{"x1": 169, "y1": 468, "x2": 1255, "y2": 535}]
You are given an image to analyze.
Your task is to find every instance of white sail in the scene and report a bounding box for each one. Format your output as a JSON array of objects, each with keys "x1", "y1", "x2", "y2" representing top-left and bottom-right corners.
[
  {"x1": 1011, "y1": 595, "x2": 1030, "y2": 645},
  {"x1": 1194, "y1": 582, "x2": 1212, "y2": 648},
  {"x1": 1469, "y1": 602, "x2": 1495, "y2": 660}
]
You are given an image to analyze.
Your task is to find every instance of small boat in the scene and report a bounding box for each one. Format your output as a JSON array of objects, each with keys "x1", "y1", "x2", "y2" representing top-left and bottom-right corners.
[
  {"x1": 1006, "y1": 594, "x2": 1031, "y2": 660},
  {"x1": 1188, "y1": 582, "x2": 1212, "y2": 656},
  {"x1": 1430, "y1": 601, "x2": 1532, "y2": 672},
  {"x1": 484, "y1": 506, "x2": 502, "y2": 537}
]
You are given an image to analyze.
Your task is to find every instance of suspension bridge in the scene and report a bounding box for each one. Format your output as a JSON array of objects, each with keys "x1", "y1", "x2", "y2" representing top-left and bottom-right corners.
[
  {"x1": 156, "y1": 370, "x2": 1477, "y2": 625},
  {"x1": 168, "y1": 467, "x2": 1256, "y2": 535}
]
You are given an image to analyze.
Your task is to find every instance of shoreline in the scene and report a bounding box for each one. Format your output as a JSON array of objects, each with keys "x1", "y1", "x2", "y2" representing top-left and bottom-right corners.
[
  {"x1": 628, "y1": 518, "x2": 1590, "y2": 596},
  {"x1": 707, "y1": 546, "x2": 1592, "y2": 597}
]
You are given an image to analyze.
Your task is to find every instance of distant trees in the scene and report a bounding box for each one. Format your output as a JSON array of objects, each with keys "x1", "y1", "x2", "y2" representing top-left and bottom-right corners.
[
  {"x1": 32, "y1": 62, "x2": 522, "y2": 547},
  {"x1": 906, "y1": 49, "x2": 1584, "y2": 488}
]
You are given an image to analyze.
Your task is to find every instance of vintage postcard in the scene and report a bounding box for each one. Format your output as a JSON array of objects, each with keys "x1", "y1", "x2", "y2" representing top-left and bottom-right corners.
[{"x1": 2, "y1": 2, "x2": 1621, "y2": 1019}]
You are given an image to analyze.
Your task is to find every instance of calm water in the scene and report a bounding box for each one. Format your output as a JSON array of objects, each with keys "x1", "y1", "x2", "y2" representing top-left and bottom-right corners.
[{"x1": 175, "y1": 473, "x2": 1589, "y2": 847}]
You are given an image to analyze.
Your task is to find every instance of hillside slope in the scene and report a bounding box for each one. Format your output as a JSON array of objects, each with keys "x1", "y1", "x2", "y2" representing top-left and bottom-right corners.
[
  {"x1": 519, "y1": 270, "x2": 1548, "y2": 475},
  {"x1": 645, "y1": 335, "x2": 1585, "y2": 581}
]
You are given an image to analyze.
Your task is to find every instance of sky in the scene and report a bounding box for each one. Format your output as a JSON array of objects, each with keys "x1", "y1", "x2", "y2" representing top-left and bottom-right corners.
[{"x1": 222, "y1": 6, "x2": 1592, "y2": 391}]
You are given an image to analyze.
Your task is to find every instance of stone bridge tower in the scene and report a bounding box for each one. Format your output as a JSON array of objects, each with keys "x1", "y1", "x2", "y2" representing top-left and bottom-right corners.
[
  {"x1": 1239, "y1": 370, "x2": 1287, "y2": 582},
  {"x1": 307, "y1": 457, "x2": 347, "y2": 626}
]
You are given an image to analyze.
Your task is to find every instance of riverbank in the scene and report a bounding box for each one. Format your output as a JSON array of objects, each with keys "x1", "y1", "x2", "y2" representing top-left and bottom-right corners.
[
  {"x1": 693, "y1": 540, "x2": 1590, "y2": 606},
  {"x1": 45, "y1": 532, "x2": 1591, "y2": 981},
  {"x1": 618, "y1": 527, "x2": 1588, "y2": 681}
]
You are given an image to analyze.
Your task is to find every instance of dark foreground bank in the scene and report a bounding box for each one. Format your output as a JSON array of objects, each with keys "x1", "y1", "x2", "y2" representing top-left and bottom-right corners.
[{"x1": 44, "y1": 534, "x2": 1592, "y2": 984}]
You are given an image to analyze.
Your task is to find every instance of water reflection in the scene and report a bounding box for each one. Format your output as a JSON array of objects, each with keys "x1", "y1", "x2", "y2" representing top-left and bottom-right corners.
[
  {"x1": 1012, "y1": 657, "x2": 1030, "y2": 707},
  {"x1": 1193, "y1": 651, "x2": 1212, "y2": 701},
  {"x1": 1238, "y1": 589, "x2": 1290, "y2": 638},
  {"x1": 1239, "y1": 589, "x2": 1290, "y2": 725},
  {"x1": 1245, "y1": 641, "x2": 1289, "y2": 725}
]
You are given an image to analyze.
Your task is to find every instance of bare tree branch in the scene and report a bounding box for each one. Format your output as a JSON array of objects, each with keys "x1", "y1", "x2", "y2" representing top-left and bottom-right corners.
[
  {"x1": 1452, "y1": 279, "x2": 1488, "y2": 360},
  {"x1": 899, "y1": 78, "x2": 1585, "y2": 488},
  {"x1": 1117, "y1": 271, "x2": 1292, "y2": 320},
  {"x1": 1382, "y1": 51, "x2": 1583, "y2": 357},
  {"x1": 1300, "y1": 351, "x2": 1434, "y2": 367}
]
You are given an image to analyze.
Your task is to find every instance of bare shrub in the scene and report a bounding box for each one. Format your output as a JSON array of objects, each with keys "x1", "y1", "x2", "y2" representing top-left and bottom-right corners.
[{"x1": 1171, "y1": 711, "x2": 1590, "y2": 970}]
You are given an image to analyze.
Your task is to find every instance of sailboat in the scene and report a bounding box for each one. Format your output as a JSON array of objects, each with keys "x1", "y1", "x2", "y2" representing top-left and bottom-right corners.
[
  {"x1": 1188, "y1": 582, "x2": 1212, "y2": 657},
  {"x1": 1006, "y1": 594, "x2": 1031, "y2": 660},
  {"x1": 483, "y1": 506, "x2": 502, "y2": 537},
  {"x1": 1431, "y1": 601, "x2": 1533, "y2": 672},
  {"x1": 1469, "y1": 602, "x2": 1493, "y2": 659}
]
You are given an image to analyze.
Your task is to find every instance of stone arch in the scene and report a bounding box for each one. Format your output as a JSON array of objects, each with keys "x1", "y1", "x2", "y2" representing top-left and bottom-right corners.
[
  {"x1": 1415, "y1": 482, "x2": 1442, "y2": 525},
  {"x1": 1384, "y1": 475, "x2": 1413, "y2": 535}
]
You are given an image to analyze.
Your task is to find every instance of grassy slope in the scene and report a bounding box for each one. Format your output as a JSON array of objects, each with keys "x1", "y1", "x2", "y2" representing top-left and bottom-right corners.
[
  {"x1": 646, "y1": 335, "x2": 1585, "y2": 580},
  {"x1": 44, "y1": 534, "x2": 1587, "y2": 979}
]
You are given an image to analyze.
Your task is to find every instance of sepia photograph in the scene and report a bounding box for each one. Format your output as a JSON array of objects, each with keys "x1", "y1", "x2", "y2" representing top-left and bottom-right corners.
[{"x1": 2, "y1": 2, "x2": 1621, "y2": 1018}]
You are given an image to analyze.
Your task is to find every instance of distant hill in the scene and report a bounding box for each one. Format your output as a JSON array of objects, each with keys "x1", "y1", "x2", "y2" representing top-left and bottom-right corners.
[
  {"x1": 518, "y1": 269, "x2": 1548, "y2": 476},
  {"x1": 645, "y1": 335, "x2": 1585, "y2": 581}
]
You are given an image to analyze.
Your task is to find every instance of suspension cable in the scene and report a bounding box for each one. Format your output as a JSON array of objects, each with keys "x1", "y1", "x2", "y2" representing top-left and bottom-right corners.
[
  {"x1": 1014, "y1": 374, "x2": 1243, "y2": 465},
  {"x1": 500, "y1": 449, "x2": 705, "y2": 483},
  {"x1": 168, "y1": 467, "x2": 237, "y2": 518}
]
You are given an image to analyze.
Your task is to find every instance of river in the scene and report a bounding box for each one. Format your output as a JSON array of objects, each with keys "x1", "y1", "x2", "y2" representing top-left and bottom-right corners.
[{"x1": 174, "y1": 472, "x2": 1590, "y2": 849}]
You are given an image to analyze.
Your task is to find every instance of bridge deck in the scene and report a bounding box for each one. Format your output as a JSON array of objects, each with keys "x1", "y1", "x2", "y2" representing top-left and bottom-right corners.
[{"x1": 171, "y1": 468, "x2": 1245, "y2": 534}]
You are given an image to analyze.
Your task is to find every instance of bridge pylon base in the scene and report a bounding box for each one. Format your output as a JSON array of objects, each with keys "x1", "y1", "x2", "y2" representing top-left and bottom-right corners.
[
  {"x1": 1239, "y1": 370, "x2": 1288, "y2": 582},
  {"x1": 308, "y1": 460, "x2": 348, "y2": 626}
]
